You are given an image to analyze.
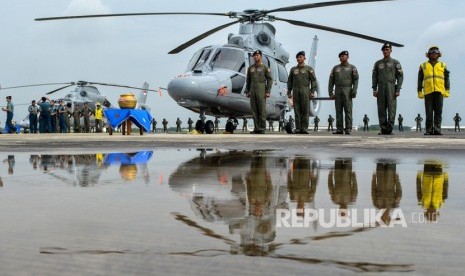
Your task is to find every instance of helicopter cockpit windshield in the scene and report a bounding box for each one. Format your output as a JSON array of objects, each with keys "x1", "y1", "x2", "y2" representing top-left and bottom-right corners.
[
  {"x1": 186, "y1": 48, "x2": 212, "y2": 72},
  {"x1": 210, "y1": 48, "x2": 246, "y2": 74}
]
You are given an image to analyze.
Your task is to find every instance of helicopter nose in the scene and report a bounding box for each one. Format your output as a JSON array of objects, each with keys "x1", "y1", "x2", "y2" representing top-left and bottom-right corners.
[{"x1": 167, "y1": 74, "x2": 219, "y2": 104}]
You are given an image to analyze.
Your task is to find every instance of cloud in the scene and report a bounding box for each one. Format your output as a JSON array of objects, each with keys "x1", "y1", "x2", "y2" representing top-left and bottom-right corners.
[
  {"x1": 65, "y1": 0, "x2": 111, "y2": 15},
  {"x1": 417, "y1": 18, "x2": 465, "y2": 57}
]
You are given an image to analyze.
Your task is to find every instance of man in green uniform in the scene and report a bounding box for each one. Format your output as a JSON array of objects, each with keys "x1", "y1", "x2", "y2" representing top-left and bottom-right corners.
[
  {"x1": 398, "y1": 114, "x2": 404, "y2": 132},
  {"x1": 214, "y1": 117, "x2": 220, "y2": 133},
  {"x1": 329, "y1": 51, "x2": 359, "y2": 134},
  {"x1": 187, "y1": 117, "x2": 194, "y2": 132},
  {"x1": 288, "y1": 51, "x2": 318, "y2": 134},
  {"x1": 162, "y1": 118, "x2": 168, "y2": 133},
  {"x1": 363, "y1": 114, "x2": 369, "y2": 132},
  {"x1": 313, "y1": 116, "x2": 320, "y2": 132},
  {"x1": 327, "y1": 115, "x2": 334, "y2": 132},
  {"x1": 454, "y1": 113, "x2": 461, "y2": 132},
  {"x1": 417, "y1": 46, "x2": 450, "y2": 135},
  {"x1": 73, "y1": 104, "x2": 81, "y2": 133},
  {"x1": 415, "y1": 114, "x2": 423, "y2": 132},
  {"x1": 372, "y1": 43, "x2": 404, "y2": 135},
  {"x1": 242, "y1": 118, "x2": 248, "y2": 132},
  {"x1": 82, "y1": 103, "x2": 91, "y2": 133},
  {"x1": 246, "y1": 50, "x2": 272, "y2": 134},
  {"x1": 176, "y1": 117, "x2": 182, "y2": 133}
]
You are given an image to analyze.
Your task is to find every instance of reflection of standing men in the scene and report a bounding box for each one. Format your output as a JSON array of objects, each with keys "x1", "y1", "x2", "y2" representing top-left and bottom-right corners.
[
  {"x1": 417, "y1": 46, "x2": 450, "y2": 135},
  {"x1": 246, "y1": 154, "x2": 272, "y2": 218},
  {"x1": 415, "y1": 114, "x2": 423, "y2": 132},
  {"x1": 327, "y1": 115, "x2": 334, "y2": 132},
  {"x1": 453, "y1": 113, "x2": 461, "y2": 132},
  {"x1": 372, "y1": 43, "x2": 404, "y2": 135},
  {"x1": 28, "y1": 100, "x2": 39, "y2": 133},
  {"x1": 4, "y1": 155, "x2": 15, "y2": 175},
  {"x1": 176, "y1": 117, "x2": 182, "y2": 133},
  {"x1": 398, "y1": 114, "x2": 404, "y2": 132},
  {"x1": 417, "y1": 162, "x2": 448, "y2": 222},
  {"x1": 363, "y1": 114, "x2": 369, "y2": 132},
  {"x1": 288, "y1": 51, "x2": 318, "y2": 134},
  {"x1": 162, "y1": 118, "x2": 168, "y2": 133},
  {"x1": 245, "y1": 50, "x2": 272, "y2": 134},
  {"x1": 328, "y1": 159, "x2": 357, "y2": 211},
  {"x1": 372, "y1": 161, "x2": 402, "y2": 225},
  {"x1": 288, "y1": 158, "x2": 318, "y2": 216},
  {"x1": 313, "y1": 116, "x2": 320, "y2": 132},
  {"x1": 187, "y1": 117, "x2": 194, "y2": 132},
  {"x1": 329, "y1": 51, "x2": 359, "y2": 135}
]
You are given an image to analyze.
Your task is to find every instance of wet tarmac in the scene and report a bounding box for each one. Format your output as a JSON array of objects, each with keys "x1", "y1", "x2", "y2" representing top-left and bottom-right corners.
[{"x1": 0, "y1": 145, "x2": 464, "y2": 275}]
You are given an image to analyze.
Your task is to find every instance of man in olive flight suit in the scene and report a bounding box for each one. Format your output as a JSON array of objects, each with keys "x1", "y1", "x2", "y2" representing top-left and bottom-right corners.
[
  {"x1": 372, "y1": 43, "x2": 404, "y2": 135},
  {"x1": 245, "y1": 50, "x2": 272, "y2": 134},
  {"x1": 329, "y1": 51, "x2": 359, "y2": 134},
  {"x1": 287, "y1": 51, "x2": 318, "y2": 134},
  {"x1": 454, "y1": 113, "x2": 461, "y2": 132}
]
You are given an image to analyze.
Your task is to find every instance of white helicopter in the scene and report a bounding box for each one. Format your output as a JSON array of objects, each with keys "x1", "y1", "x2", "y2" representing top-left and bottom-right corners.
[
  {"x1": 35, "y1": 0, "x2": 403, "y2": 134},
  {"x1": 0, "y1": 81, "x2": 156, "y2": 132}
]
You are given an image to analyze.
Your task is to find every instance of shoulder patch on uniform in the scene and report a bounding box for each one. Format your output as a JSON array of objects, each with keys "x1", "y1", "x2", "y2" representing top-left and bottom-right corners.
[
  {"x1": 335, "y1": 67, "x2": 341, "y2": 73},
  {"x1": 267, "y1": 68, "x2": 271, "y2": 72},
  {"x1": 396, "y1": 63, "x2": 402, "y2": 69},
  {"x1": 293, "y1": 69, "x2": 299, "y2": 75},
  {"x1": 378, "y1": 63, "x2": 385, "y2": 69},
  {"x1": 250, "y1": 67, "x2": 255, "y2": 72}
]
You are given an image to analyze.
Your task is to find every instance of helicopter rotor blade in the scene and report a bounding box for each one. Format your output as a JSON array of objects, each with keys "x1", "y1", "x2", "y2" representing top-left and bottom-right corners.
[
  {"x1": 46, "y1": 84, "x2": 77, "y2": 95},
  {"x1": 1, "y1": 82, "x2": 73, "y2": 91},
  {"x1": 168, "y1": 20, "x2": 241, "y2": 54},
  {"x1": 35, "y1": 12, "x2": 230, "y2": 21},
  {"x1": 87, "y1": 81, "x2": 159, "y2": 92},
  {"x1": 274, "y1": 16, "x2": 403, "y2": 47},
  {"x1": 267, "y1": 0, "x2": 394, "y2": 13}
]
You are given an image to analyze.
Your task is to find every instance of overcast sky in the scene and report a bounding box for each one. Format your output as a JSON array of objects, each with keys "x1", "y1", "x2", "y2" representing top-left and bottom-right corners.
[{"x1": 1, "y1": 0, "x2": 464, "y2": 127}]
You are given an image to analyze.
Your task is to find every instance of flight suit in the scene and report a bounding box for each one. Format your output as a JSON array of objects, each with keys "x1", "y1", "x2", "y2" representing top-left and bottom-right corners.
[
  {"x1": 329, "y1": 63, "x2": 359, "y2": 133},
  {"x1": 415, "y1": 115, "x2": 423, "y2": 132},
  {"x1": 82, "y1": 106, "x2": 91, "y2": 133},
  {"x1": 288, "y1": 65, "x2": 317, "y2": 133},
  {"x1": 187, "y1": 118, "x2": 193, "y2": 132},
  {"x1": 288, "y1": 158, "x2": 317, "y2": 212},
  {"x1": 176, "y1": 118, "x2": 182, "y2": 133},
  {"x1": 162, "y1": 119, "x2": 168, "y2": 133},
  {"x1": 313, "y1": 116, "x2": 320, "y2": 132},
  {"x1": 245, "y1": 63, "x2": 272, "y2": 133},
  {"x1": 327, "y1": 116, "x2": 334, "y2": 131},
  {"x1": 363, "y1": 115, "x2": 369, "y2": 131},
  {"x1": 372, "y1": 58, "x2": 403, "y2": 134},
  {"x1": 246, "y1": 155, "x2": 272, "y2": 217},
  {"x1": 73, "y1": 106, "x2": 81, "y2": 133},
  {"x1": 454, "y1": 114, "x2": 461, "y2": 132}
]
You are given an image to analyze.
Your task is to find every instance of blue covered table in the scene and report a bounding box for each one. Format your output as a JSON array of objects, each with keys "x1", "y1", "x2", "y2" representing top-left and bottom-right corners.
[{"x1": 104, "y1": 109, "x2": 152, "y2": 135}]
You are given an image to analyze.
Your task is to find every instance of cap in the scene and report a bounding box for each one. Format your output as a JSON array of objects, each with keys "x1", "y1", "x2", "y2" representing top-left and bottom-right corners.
[
  {"x1": 426, "y1": 45, "x2": 441, "y2": 57},
  {"x1": 252, "y1": 50, "x2": 262, "y2": 56},
  {"x1": 296, "y1": 51, "x2": 305, "y2": 58},
  {"x1": 381, "y1": 43, "x2": 392, "y2": 50},
  {"x1": 6, "y1": 96, "x2": 11, "y2": 99},
  {"x1": 338, "y1": 51, "x2": 349, "y2": 57},
  {"x1": 96, "y1": 102, "x2": 101, "y2": 106}
]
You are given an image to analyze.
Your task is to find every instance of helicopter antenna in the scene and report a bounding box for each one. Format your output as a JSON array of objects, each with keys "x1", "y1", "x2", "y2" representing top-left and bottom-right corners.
[{"x1": 35, "y1": 0, "x2": 403, "y2": 54}]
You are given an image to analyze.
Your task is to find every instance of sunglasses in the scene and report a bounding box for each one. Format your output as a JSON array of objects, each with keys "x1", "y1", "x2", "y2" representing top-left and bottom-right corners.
[{"x1": 428, "y1": 50, "x2": 440, "y2": 54}]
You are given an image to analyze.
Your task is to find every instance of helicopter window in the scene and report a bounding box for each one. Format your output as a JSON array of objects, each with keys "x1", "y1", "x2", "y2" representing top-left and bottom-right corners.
[
  {"x1": 186, "y1": 49, "x2": 212, "y2": 71},
  {"x1": 210, "y1": 48, "x2": 246, "y2": 74},
  {"x1": 277, "y1": 62, "x2": 288, "y2": 83},
  {"x1": 230, "y1": 73, "x2": 246, "y2": 94}
]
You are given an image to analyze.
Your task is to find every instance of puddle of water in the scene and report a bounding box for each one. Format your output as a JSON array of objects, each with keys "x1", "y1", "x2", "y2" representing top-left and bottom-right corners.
[{"x1": 0, "y1": 149, "x2": 464, "y2": 275}]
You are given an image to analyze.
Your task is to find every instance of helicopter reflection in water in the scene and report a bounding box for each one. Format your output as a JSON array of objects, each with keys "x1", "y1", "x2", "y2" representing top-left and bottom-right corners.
[
  {"x1": 168, "y1": 150, "x2": 413, "y2": 272},
  {"x1": 27, "y1": 151, "x2": 152, "y2": 186}
]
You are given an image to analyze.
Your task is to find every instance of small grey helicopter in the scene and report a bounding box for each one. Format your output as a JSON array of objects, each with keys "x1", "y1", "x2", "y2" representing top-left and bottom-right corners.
[
  {"x1": 35, "y1": 0, "x2": 403, "y2": 134},
  {"x1": 0, "y1": 81, "x2": 156, "y2": 131}
]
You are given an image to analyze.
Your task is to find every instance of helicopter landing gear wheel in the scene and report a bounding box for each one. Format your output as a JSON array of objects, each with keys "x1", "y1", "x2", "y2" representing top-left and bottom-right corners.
[
  {"x1": 225, "y1": 121, "x2": 235, "y2": 133},
  {"x1": 205, "y1": 120, "x2": 214, "y2": 134},
  {"x1": 195, "y1": 120, "x2": 205, "y2": 133}
]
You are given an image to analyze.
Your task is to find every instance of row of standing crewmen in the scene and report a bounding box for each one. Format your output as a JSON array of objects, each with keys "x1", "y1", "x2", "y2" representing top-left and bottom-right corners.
[{"x1": 244, "y1": 43, "x2": 450, "y2": 136}]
